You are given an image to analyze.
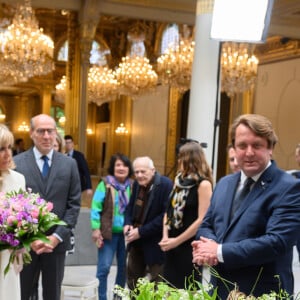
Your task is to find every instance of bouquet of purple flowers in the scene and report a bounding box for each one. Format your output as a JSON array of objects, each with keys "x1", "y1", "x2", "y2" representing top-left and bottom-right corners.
[{"x1": 0, "y1": 189, "x2": 66, "y2": 275}]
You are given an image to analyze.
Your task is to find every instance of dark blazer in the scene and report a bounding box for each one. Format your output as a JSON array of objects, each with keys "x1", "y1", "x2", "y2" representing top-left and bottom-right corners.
[
  {"x1": 14, "y1": 148, "x2": 82, "y2": 252},
  {"x1": 197, "y1": 161, "x2": 300, "y2": 298},
  {"x1": 125, "y1": 172, "x2": 173, "y2": 265},
  {"x1": 70, "y1": 150, "x2": 92, "y2": 191}
]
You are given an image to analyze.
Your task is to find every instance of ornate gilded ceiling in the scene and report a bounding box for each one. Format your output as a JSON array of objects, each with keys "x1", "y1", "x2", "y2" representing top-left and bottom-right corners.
[{"x1": 0, "y1": 0, "x2": 300, "y2": 94}]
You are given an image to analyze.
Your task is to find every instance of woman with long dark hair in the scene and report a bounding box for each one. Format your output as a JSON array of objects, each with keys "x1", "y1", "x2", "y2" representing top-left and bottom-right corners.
[{"x1": 159, "y1": 142, "x2": 213, "y2": 288}]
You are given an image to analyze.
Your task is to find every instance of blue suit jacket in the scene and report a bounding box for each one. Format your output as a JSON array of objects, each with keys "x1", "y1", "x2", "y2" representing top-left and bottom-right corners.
[
  {"x1": 197, "y1": 161, "x2": 300, "y2": 298},
  {"x1": 125, "y1": 172, "x2": 173, "y2": 265}
]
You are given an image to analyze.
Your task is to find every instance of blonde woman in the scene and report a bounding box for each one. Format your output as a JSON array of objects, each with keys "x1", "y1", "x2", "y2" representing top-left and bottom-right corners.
[
  {"x1": 0, "y1": 124, "x2": 26, "y2": 300},
  {"x1": 53, "y1": 132, "x2": 65, "y2": 153},
  {"x1": 159, "y1": 141, "x2": 213, "y2": 288}
]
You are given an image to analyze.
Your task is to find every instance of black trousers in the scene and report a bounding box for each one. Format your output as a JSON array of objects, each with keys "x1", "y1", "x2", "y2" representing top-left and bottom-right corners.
[
  {"x1": 126, "y1": 244, "x2": 163, "y2": 290},
  {"x1": 20, "y1": 251, "x2": 65, "y2": 300}
]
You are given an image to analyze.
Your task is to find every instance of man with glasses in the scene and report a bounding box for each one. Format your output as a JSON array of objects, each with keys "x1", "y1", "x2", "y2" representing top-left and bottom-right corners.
[{"x1": 14, "y1": 114, "x2": 81, "y2": 300}]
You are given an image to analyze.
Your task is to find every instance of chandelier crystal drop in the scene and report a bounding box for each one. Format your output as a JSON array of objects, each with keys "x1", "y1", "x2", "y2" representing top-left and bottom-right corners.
[
  {"x1": 115, "y1": 56, "x2": 158, "y2": 98},
  {"x1": 0, "y1": 0, "x2": 54, "y2": 84},
  {"x1": 221, "y1": 42, "x2": 258, "y2": 97},
  {"x1": 157, "y1": 39, "x2": 195, "y2": 93},
  {"x1": 88, "y1": 65, "x2": 118, "y2": 106}
]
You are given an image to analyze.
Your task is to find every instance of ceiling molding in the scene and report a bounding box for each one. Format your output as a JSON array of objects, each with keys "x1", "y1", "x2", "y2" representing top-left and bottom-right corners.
[
  {"x1": 269, "y1": 24, "x2": 300, "y2": 40},
  {"x1": 98, "y1": 1, "x2": 196, "y2": 25}
]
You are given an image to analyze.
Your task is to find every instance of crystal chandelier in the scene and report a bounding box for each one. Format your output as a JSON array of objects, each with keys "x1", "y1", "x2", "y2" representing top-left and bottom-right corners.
[
  {"x1": 115, "y1": 25, "x2": 158, "y2": 98},
  {"x1": 115, "y1": 56, "x2": 158, "y2": 98},
  {"x1": 55, "y1": 76, "x2": 67, "y2": 103},
  {"x1": 88, "y1": 65, "x2": 118, "y2": 106},
  {"x1": 157, "y1": 31, "x2": 195, "y2": 93},
  {"x1": 115, "y1": 123, "x2": 129, "y2": 135},
  {"x1": 221, "y1": 42, "x2": 258, "y2": 97},
  {"x1": 0, "y1": 0, "x2": 54, "y2": 84}
]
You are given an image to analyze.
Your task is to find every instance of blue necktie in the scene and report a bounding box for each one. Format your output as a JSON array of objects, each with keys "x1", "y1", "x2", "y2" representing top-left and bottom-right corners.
[{"x1": 41, "y1": 155, "x2": 50, "y2": 177}]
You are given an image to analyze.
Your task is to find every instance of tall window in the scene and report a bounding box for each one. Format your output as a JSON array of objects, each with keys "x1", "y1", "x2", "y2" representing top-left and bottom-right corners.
[
  {"x1": 90, "y1": 41, "x2": 110, "y2": 66},
  {"x1": 57, "y1": 40, "x2": 110, "y2": 66},
  {"x1": 161, "y1": 24, "x2": 179, "y2": 54},
  {"x1": 130, "y1": 40, "x2": 146, "y2": 57},
  {"x1": 57, "y1": 41, "x2": 68, "y2": 61},
  {"x1": 50, "y1": 106, "x2": 65, "y2": 136}
]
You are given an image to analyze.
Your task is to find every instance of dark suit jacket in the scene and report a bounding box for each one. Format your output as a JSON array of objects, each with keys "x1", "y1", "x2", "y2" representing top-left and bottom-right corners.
[
  {"x1": 197, "y1": 161, "x2": 300, "y2": 298},
  {"x1": 14, "y1": 148, "x2": 82, "y2": 252},
  {"x1": 125, "y1": 172, "x2": 173, "y2": 265},
  {"x1": 70, "y1": 150, "x2": 92, "y2": 191}
]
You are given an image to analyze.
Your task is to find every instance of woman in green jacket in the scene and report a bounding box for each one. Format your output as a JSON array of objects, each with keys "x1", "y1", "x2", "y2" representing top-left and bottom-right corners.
[{"x1": 91, "y1": 153, "x2": 133, "y2": 300}]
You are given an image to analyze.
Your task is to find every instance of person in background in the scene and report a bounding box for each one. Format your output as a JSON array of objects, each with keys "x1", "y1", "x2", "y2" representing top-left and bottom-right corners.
[
  {"x1": 124, "y1": 156, "x2": 173, "y2": 290},
  {"x1": 294, "y1": 144, "x2": 300, "y2": 262},
  {"x1": 295, "y1": 144, "x2": 300, "y2": 167},
  {"x1": 228, "y1": 144, "x2": 240, "y2": 173},
  {"x1": 64, "y1": 134, "x2": 93, "y2": 196},
  {"x1": 159, "y1": 141, "x2": 213, "y2": 288},
  {"x1": 286, "y1": 143, "x2": 300, "y2": 263},
  {"x1": 14, "y1": 114, "x2": 81, "y2": 300},
  {"x1": 91, "y1": 153, "x2": 133, "y2": 300},
  {"x1": 192, "y1": 114, "x2": 300, "y2": 299},
  {"x1": 13, "y1": 138, "x2": 26, "y2": 156},
  {"x1": 53, "y1": 133, "x2": 65, "y2": 153},
  {"x1": 0, "y1": 124, "x2": 26, "y2": 300}
]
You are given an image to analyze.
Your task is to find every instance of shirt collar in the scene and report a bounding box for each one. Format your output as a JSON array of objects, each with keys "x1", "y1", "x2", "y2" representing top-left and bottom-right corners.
[
  {"x1": 33, "y1": 146, "x2": 54, "y2": 161},
  {"x1": 67, "y1": 150, "x2": 74, "y2": 156},
  {"x1": 240, "y1": 160, "x2": 271, "y2": 184}
]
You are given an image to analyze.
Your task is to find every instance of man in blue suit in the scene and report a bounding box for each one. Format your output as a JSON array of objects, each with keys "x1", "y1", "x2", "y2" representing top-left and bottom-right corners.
[
  {"x1": 124, "y1": 156, "x2": 173, "y2": 290},
  {"x1": 192, "y1": 114, "x2": 300, "y2": 299}
]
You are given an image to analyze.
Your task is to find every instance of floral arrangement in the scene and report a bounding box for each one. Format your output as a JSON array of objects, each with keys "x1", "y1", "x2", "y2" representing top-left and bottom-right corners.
[
  {"x1": 0, "y1": 189, "x2": 66, "y2": 275},
  {"x1": 114, "y1": 276, "x2": 217, "y2": 300},
  {"x1": 113, "y1": 269, "x2": 299, "y2": 300}
]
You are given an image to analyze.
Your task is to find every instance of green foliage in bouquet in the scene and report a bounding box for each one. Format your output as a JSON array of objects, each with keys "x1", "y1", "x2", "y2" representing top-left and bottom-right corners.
[
  {"x1": 113, "y1": 268, "x2": 299, "y2": 300},
  {"x1": 0, "y1": 189, "x2": 66, "y2": 274}
]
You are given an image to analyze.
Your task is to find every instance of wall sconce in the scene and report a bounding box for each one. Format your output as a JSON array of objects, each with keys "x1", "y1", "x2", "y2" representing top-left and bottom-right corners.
[
  {"x1": 86, "y1": 128, "x2": 94, "y2": 135},
  {"x1": 18, "y1": 121, "x2": 30, "y2": 132},
  {"x1": 58, "y1": 116, "x2": 66, "y2": 127},
  {"x1": 0, "y1": 106, "x2": 6, "y2": 122},
  {"x1": 115, "y1": 123, "x2": 128, "y2": 135},
  {"x1": 0, "y1": 113, "x2": 6, "y2": 122}
]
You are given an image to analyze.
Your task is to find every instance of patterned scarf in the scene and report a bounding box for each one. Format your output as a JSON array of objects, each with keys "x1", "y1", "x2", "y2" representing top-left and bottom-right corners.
[
  {"x1": 166, "y1": 173, "x2": 201, "y2": 229},
  {"x1": 106, "y1": 175, "x2": 131, "y2": 213}
]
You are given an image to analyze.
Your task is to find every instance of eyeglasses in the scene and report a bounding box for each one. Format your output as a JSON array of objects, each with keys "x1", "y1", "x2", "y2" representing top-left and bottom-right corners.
[{"x1": 35, "y1": 128, "x2": 56, "y2": 136}]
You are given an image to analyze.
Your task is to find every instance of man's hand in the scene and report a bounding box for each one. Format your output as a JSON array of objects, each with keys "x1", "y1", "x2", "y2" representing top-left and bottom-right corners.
[
  {"x1": 125, "y1": 227, "x2": 140, "y2": 243},
  {"x1": 192, "y1": 236, "x2": 219, "y2": 266},
  {"x1": 31, "y1": 239, "x2": 54, "y2": 255},
  {"x1": 123, "y1": 225, "x2": 133, "y2": 236},
  {"x1": 47, "y1": 235, "x2": 60, "y2": 248}
]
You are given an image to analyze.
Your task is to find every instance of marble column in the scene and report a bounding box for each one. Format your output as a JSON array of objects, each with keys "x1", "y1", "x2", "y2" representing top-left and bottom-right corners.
[{"x1": 188, "y1": 0, "x2": 220, "y2": 176}]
